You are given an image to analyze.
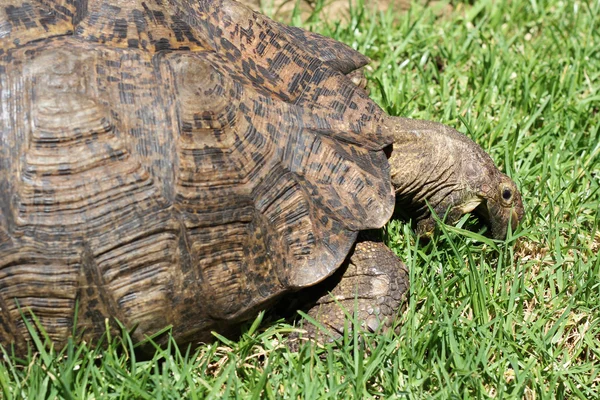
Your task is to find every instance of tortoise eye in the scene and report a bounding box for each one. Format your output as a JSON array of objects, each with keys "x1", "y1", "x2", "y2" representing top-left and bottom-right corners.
[{"x1": 502, "y1": 188, "x2": 512, "y2": 201}]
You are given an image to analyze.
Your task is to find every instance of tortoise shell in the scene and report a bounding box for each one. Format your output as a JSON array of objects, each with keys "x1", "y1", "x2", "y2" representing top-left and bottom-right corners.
[{"x1": 0, "y1": 0, "x2": 395, "y2": 351}]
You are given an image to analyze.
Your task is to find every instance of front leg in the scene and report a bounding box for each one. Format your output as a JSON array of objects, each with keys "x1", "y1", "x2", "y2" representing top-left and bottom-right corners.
[{"x1": 298, "y1": 241, "x2": 409, "y2": 343}]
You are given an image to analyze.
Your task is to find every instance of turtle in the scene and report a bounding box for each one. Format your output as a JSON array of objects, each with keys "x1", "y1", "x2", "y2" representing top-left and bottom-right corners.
[{"x1": 0, "y1": 0, "x2": 524, "y2": 354}]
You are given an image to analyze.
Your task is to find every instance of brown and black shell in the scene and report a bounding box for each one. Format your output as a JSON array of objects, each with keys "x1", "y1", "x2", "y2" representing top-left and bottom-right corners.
[{"x1": 0, "y1": 0, "x2": 395, "y2": 353}]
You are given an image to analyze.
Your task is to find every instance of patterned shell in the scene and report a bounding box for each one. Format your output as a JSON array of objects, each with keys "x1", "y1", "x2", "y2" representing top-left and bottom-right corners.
[{"x1": 0, "y1": 0, "x2": 395, "y2": 352}]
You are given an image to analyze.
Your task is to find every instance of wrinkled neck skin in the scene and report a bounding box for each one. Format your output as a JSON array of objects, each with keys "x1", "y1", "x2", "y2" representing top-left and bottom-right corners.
[{"x1": 388, "y1": 118, "x2": 524, "y2": 239}]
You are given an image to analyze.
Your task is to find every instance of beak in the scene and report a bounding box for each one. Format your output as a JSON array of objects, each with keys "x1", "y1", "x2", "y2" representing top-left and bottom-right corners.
[{"x1": 511, "y1": 209, "x2": 520, "y2": 231}]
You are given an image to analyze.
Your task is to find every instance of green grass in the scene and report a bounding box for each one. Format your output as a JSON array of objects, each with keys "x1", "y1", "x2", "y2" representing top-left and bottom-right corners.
[{"x1": 2, "y1": 0, "x2": 599, "y2": 398}]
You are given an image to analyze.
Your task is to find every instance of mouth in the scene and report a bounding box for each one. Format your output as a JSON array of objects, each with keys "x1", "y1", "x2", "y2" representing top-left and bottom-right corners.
[
  {"x1": 474, "y1": 201, "x2": 492, "y2": 226},
  {"x1": 474, "y1": 201, "x2": 518, "y2": 240}
]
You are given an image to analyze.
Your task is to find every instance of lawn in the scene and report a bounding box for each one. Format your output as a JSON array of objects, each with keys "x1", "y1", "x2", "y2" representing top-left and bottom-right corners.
[{"x1": 1, "y1": 0, "x2": 599, "y2": 398}]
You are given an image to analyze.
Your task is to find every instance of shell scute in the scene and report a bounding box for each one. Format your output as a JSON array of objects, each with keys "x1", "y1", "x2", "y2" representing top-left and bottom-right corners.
[{"x1": 0, "y1": 1, "x2": 76, "y2": 49}]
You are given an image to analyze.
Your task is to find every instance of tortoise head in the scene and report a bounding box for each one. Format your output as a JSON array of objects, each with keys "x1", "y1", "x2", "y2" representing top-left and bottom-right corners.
[
  {"x1": 467, "y1": 164, "x2": 525, "y2": 240},
  {"x1": 388, "y1": 118, "x2": 524, "y2": 240}
]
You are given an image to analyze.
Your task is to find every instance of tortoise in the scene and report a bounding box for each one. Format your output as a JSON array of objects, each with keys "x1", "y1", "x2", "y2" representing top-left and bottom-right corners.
[{"x1": 0, "y1": 0, "x2": 524, "y2": 354}]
